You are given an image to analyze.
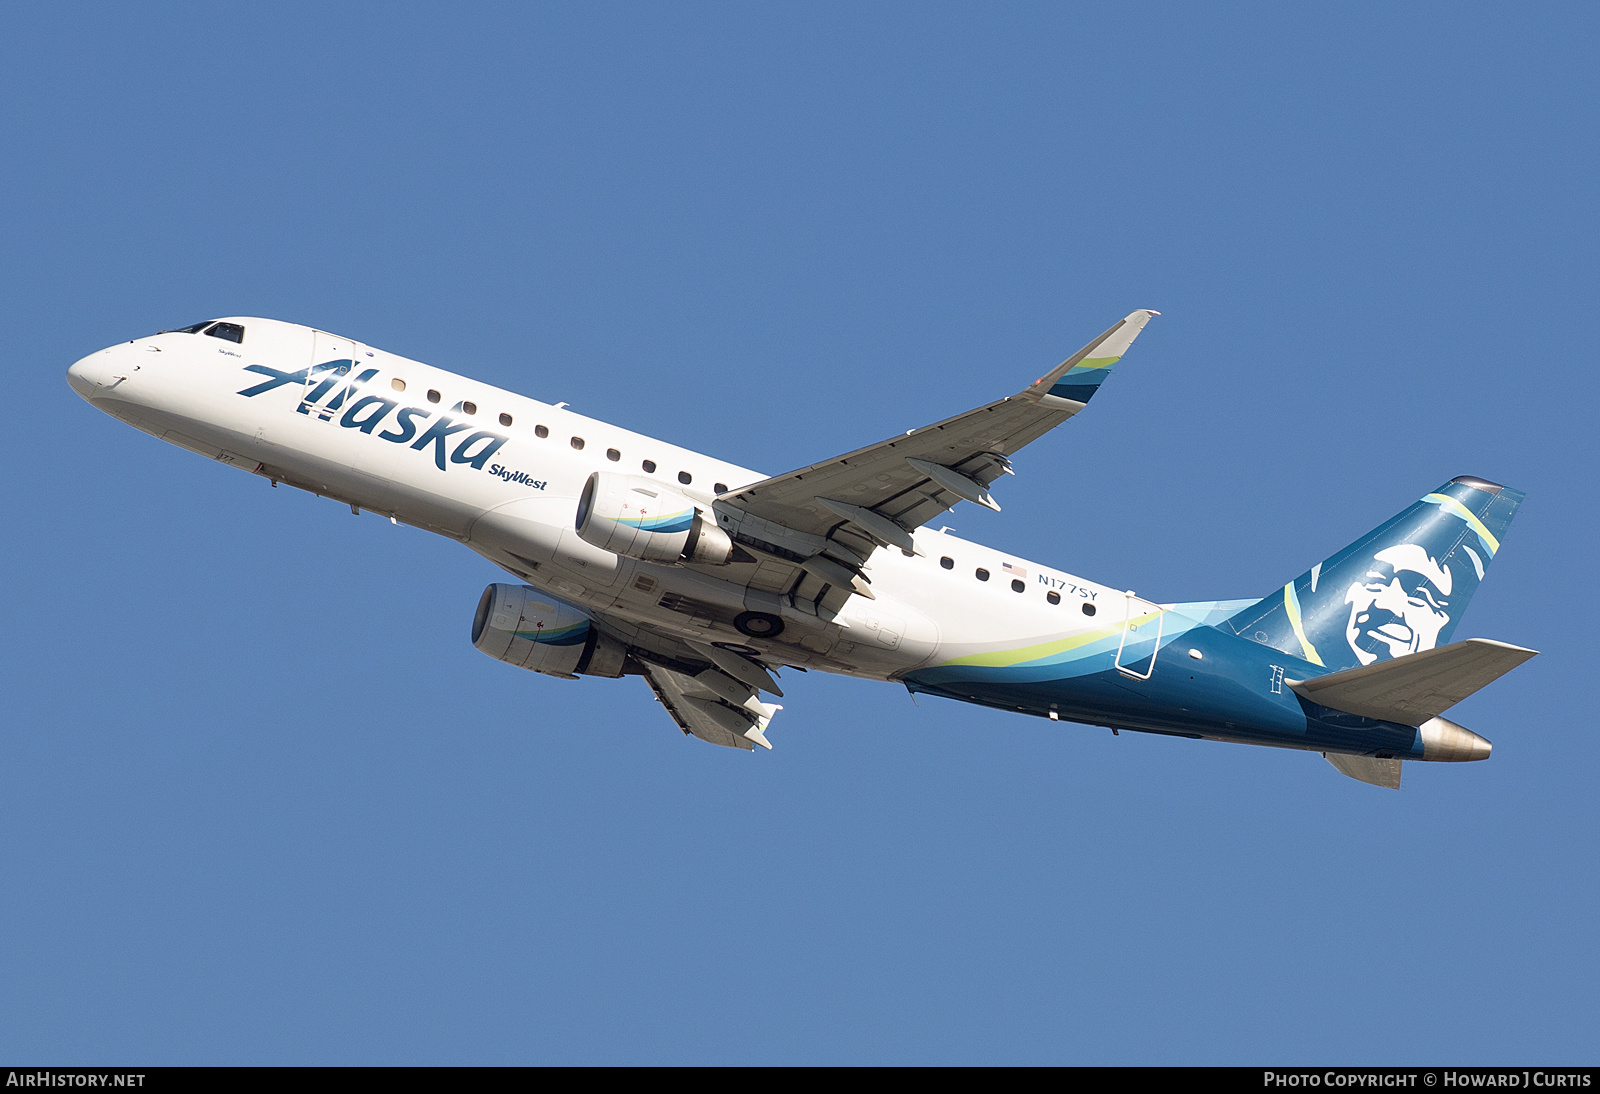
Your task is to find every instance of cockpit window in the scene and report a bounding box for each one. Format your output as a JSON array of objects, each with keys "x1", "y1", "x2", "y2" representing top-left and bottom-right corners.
[
  {"x1": 163, "y1": 321, "x2": 215, "y2": 334},
  {"x1": 205, "y1": 322, "x2": 245, "y2": 344}
]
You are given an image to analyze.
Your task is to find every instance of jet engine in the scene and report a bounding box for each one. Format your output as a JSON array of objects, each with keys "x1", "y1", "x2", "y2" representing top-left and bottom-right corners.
[
  {"x1": 574, "y1": 472, "x2": 733, "y2": 565},
  {"x1": 471, "y1": 583, "x2": 627, "y2": 679}
]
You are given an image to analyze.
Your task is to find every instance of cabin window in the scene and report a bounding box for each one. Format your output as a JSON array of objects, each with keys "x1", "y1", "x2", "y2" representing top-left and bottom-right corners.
[
  {"x1": 534, "y1": 425, "x2": 548, "y2": 438},
  {"x1": 205, "y1": 322, "x2": 245, "y2": 344},
  {"x1": 606, "y1": 448, "x2": 621, "y2": 462},
  {"x1": 940, "y1": 557, "x2": 954, "y2": 570},
  {"x1": 571, "y1": 437, "x2": 585, "y2": 450},
  {"x1": 499, "y1": 412, "x2": 513, "y2": 427},
  {"x1": 1082, "y1": 603, "x2": 1096, "y2": 616},
  {"x1": 975, "y1": 568, "x2": 990, "y2": 582},
  {"x1": 461, "y1": 401, "x2": 477, "y2": 416},
  {"x1": 714, "y1": 483, "x2": 728, "y2": 495},
  {"x1": 1011, "y1": 580, "x2": 1025, "y2": 593},
  {"x1": 642, "y1": 460, "x2": 657, "y2": 473},
  {"x1": 678, "y1": 471, "x2": 692, "y2": 485},
  {"x1": 427, "y1": 389, "x2": 441, "y2": 404},
  {"x1": 1047, "y1": 590, "x2": 1061, "y2": 605},
  {"x1": 391, "y1": 378, "x2": 407, "y2": 392}
]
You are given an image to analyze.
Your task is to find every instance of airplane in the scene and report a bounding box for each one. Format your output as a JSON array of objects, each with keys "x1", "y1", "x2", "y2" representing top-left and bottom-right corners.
[{"x1": 65, "y1": 310, "x2": 1535, "y2": 789}]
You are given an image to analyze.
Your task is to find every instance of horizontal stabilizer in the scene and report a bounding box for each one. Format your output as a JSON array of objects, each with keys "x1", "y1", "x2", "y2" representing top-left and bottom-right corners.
[
  {"x1": 1323, "y1": 753, "x2": 1402, "y2": 789},
  {"x1": 1290, "y1": 638, "x2": 1537, "y2": 725}
]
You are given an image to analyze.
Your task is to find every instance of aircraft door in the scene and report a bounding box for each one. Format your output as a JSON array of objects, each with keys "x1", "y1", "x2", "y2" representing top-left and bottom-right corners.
[
  {"x1": 301, "y1": 330, "x2": 358, "y2": 419},
  {"x1": 1114, "y1": 591, "x2": 1165, "y2": 680}
]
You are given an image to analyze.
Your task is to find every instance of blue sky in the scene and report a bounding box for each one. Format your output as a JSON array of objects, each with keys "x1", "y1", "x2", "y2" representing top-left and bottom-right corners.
[{"x1": 2, "y1": 2, "x2": 1596, "y2": 1064}]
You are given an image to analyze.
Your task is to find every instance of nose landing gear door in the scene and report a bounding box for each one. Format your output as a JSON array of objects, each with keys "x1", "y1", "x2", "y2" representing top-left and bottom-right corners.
[
  {"x1": 301, "y1": 331, "x2": 358, "y2": 420},
  {"x1": 1114, "y1": 591, "x2": 1166, "y2": 680}
]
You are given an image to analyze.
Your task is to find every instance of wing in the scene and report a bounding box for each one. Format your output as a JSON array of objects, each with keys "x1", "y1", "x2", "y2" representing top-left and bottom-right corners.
[
  {"x1": 707, "y1": 310, "x2": 1158, "y2": 620},
  {"x1": 573, "y1": 606, "x2": 786, "y2": 751},
  {"x1": 640, "y1": 658, "x2": 782, "y2": 751}
]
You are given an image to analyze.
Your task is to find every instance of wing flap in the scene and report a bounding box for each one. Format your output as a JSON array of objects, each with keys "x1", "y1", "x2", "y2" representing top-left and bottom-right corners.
[
  {"x1": 641, "y1": 660, "x2": 781, "y2": 751},
  {"x1": 1290, "y1": 638, "x2": 1537, "y2": 725},
  {"x1": 703, "y1": 311, "x2": 1157, "y2": 614}
]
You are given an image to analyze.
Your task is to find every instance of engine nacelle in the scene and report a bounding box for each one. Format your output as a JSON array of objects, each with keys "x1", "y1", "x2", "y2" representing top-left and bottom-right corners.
[
  {"x1": 574, "y1": 472, "x2": 733, "y2": 565},
  {"x1": 471, "y1": 583, "x2": 627, "y2": 679}
]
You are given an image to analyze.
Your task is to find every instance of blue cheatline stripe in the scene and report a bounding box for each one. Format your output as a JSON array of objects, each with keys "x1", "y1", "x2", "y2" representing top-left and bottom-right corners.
[
  {"x1": 618, "y1": 510, "x2": 694, "y2": 534},
  {"x1": 512, "y1": 622, "x2": 589, "y2": 646}
]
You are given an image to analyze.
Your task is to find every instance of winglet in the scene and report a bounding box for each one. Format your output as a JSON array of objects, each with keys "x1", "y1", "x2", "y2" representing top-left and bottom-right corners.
[{"x1": 1025, "y1": 309, "x2": 1158, "y2": 409}]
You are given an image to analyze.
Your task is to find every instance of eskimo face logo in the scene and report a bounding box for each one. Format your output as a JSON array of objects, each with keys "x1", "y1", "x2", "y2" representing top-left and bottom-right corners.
[{"x1": 1342, "y1": 544, "x2": 1453, "y2": 665}]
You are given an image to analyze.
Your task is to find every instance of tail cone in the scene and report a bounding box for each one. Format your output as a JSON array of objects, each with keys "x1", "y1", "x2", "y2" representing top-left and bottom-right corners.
[{"x1": 1419, "y1": 716, "x2": 1493, "y2": 762}]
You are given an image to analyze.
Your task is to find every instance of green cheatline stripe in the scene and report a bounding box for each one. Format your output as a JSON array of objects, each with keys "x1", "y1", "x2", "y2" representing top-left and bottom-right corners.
[
  {"x1": 938, "y1": 611, "x2": 1161, "y2": 669},
  {"x1": 620, "y1": 509, "x2": 693, "y2": 528},
  {"x1": 513, "y1": 624, "x2": 586, "y2": 641},
  {"x1": 1063, "y1": 355, "x2": 1120, "y2": 374}
]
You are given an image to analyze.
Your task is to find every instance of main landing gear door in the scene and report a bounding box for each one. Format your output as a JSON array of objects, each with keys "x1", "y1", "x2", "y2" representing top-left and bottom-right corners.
[
  {"x1": 300, "y1": 331, "x2": 358, "y2": 419},
  {"x1": 1114, "y1": 591, "x2": 1165, "y2": 680}
]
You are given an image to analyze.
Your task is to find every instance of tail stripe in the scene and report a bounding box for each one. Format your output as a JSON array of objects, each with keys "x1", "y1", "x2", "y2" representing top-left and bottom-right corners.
[
  {"x1": 1422, "y1": 493, "x2": 1500, "y2": 556},
  {"x1": 1222, "y1": 478, "x2": 1524, "y2": 673},
  {"x1": 1283, "y1": 582, "x2": 1326, "y2": 667}
]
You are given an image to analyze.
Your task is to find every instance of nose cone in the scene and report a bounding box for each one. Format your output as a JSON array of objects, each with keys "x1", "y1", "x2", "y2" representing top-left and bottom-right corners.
[
  {"x1": 1419, "y1": 716, "x2": 1493, "y2": 762},
  {"x1": 66, "y1": 349, "x2": 116, "y2": 400}
]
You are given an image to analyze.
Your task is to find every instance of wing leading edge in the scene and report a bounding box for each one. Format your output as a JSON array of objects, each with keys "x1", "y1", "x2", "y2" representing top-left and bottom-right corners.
[{"x1": 707, "y1": 310, "x2": 1158, "y2": 621}]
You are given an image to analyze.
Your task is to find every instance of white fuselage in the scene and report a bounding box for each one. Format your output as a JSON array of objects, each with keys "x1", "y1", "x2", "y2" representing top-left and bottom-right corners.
[{"x1": 67, "y1": 318, "x2": 1127, "y2": 682}]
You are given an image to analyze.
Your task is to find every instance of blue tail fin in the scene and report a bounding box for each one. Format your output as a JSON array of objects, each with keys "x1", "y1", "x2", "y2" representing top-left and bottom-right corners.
[{"x1": 1221, "y1": 477, "x2": 1525, "y2": 672}]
